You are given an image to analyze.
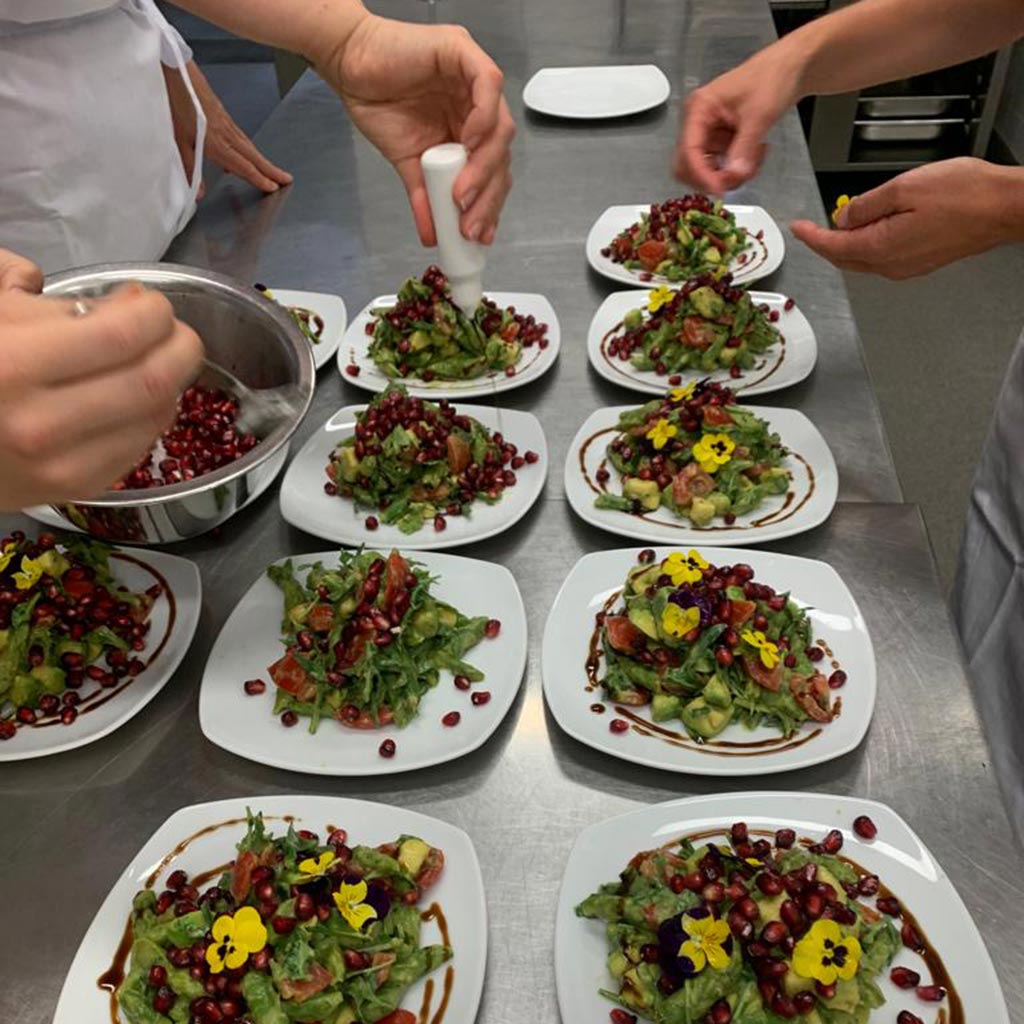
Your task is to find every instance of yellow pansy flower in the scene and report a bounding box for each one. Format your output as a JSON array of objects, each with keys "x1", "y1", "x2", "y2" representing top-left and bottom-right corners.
[
  {"x1": 0, "y1": 542, "x2": 17, "y2": 575},
  {"x1": 13, "y1": 555, "x2": 45, "y2": 591},
  {"x1": 646, "y1": 417, "x2": 678, "y2": 450},
  {"x1": 205, "y1": 907, "x2": 267, "y2": 974},
  {"x1": 831, "y1": 194, "x2": 852, "y2": 226},
  {"x1": 333, "y1": 879, "x2": 378, "y2": 932},
  {"x1": 662, "y1": 603, "x2": 700, "y2": 639},
  {"x1": 663, "y1": 550, "x2": 709, "y2": 586},
  {"x1": 793, "y1": 919, "x2": 861, "y2": 985},
  {"x1": 741, "y1": 629, "x2": 780, "y2": 669},
  {"x1": 678, "y1": 912, "x2": 732, "y2": 973},
  {"x1": 669, "y1": 383, "x2": 697, "y2": 403},
  {"x1": 692, "y1": 433, "x2": 735, "y2": 474},
  {"x1": 647, "y1": 285, "x2": 674, "y2": 314},
  {"x1": 298, "y1": 850, "x2": 336, "y2": 878}
]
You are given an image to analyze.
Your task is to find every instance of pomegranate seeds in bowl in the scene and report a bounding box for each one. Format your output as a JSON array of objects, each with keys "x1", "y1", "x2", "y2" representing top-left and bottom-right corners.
[{"x1": 113, "y1": 384, "x2": 258, "y2": 491}]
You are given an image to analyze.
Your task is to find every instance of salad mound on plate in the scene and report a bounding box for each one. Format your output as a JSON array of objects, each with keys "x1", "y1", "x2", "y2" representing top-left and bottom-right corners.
[
  {"x1": 366, "y1": 265, "x2": 549, "y2": 381},
  {"x1": 325, "y1": 385, "x2": 540, "y2": 534},
  {"x1": 598, "y1": 550, "x2": 840, "y2": 740},
  {"x1": 577, "y1": 820, "x2": 901, "y2": 1024},
  {"x1": 255, "y1": 283, "x2": 326, "y2": 346},
  {"x1": 0, "y1": 531, "x2": 157, "y2": 739},
  {"x1": 602, "y1": 196, "x2": 750, "y2": 281},
  {"x1": 608, "y1": 275, "x2": 782, "y2": 380},
  {"x1": 118, "y1": 811, "x2": 450, "y2": 1024},
  {"x1": 594, "y1": 382, "x2": 789, "y2": 526},
  {"x1": 265, "y1": 548, "x2": 490, "y2": 732}
]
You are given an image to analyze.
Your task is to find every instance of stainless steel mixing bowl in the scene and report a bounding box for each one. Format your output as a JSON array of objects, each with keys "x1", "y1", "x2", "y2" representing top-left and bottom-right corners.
[{"x1": 42, "y1": 262, "x2": 315, "y2": 544}]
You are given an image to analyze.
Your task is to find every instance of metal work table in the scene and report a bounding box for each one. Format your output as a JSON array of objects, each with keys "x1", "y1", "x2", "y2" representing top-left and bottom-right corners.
[{"x1": 3, "y1": 2, "x2": 1022, "y2": 1023}]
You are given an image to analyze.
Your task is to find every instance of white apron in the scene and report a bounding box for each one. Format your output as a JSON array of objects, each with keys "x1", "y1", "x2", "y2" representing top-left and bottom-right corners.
[
  {"x1": 952, "y1": 330, "x2": 1024, "y2": 841},
  {"x1": 0, "y1": 0, "x2": 205, "y2": 274}
]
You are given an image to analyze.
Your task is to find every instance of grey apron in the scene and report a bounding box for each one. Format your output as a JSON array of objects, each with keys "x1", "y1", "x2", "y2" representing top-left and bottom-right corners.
[{"x1": 952, "y1": 330, "x2": 1024, "y2": 841}]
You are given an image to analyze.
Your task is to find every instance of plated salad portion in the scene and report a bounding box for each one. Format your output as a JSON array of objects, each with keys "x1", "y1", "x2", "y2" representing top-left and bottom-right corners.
[
  {"x1": 602, "y1": 196, "x2": 749, "y2": 281},
  {"x1": 117, "y1": 811, "x2": 450, "y2": 1024},
  {"x1": 594, "y1": 382, "x2": 789, "y2": 526},
  {"x1": 256, "y1": 282, "x2": 326, "y2": 346},
  {"x1": 364, "y1": 266, "x2": 549, "y2": 382},
  {"x1": 0, "y1": 531, "x2": 158, "y2": 738},
  {"x1": 325, "y1": 386, "x2": 540, "y2": 535},
  {"x1": 596, "y1": 549, "x2": 841, "y2": 741},
  {"x1": 576, "y1": 815, "x2": 947, "y2": 1024},
  {"x1": 609, "y1": 277, "x2": 784, "y2": 381},
  {"x1": 263, "y1": 548, "x2": 495, "y2": 736}
]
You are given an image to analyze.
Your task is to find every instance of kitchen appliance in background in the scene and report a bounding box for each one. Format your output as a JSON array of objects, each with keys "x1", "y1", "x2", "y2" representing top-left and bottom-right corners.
[{"x1": 771, "y1": 0, "x2": 1012, "y2": 173}]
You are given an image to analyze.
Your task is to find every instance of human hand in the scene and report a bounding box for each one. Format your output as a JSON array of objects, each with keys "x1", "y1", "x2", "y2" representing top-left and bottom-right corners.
[
  {"x1": 0, "y1": 287, "x2": 203, "y2": 509},
  {"x1": 673, "y1": 46, "x2": 803, "y2": 194},
  {"x1": 790, "y1": 158, "x2": 1024, "y2": 279},
  {"x1": 0, "y1": 249, "x2": 43, "y2": 294},
  {"x1": 164, "y1": 62, "x2": 293, "y2": 197},
  {"x1": 322, "y1": 15, "x2": 515, "y2": 245}
]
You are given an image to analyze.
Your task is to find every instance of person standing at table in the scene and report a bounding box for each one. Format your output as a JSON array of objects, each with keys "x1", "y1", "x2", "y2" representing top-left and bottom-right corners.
[
  {"x1": 672, "y1": 0, "x2": 1024, "y2": 836},
  {"x1": 0, "y1": 0, "x2": 514, "y2": 512}
]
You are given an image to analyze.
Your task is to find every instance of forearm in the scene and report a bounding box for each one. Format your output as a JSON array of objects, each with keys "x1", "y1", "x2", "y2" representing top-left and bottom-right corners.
[
  {"x1": 773, "y1": 0, "x2": 1024, "y2": 99},
  {"x1": 990, "y1": 164, "x2": 1024, "y2": 246},
  {"x1": 169, "y1": 0, "x2": 369, "y2": 67}
]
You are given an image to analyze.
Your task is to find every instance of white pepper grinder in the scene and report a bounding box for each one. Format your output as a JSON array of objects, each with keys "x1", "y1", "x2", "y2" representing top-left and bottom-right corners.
[{"x1": 421, "y1": 143, "x2": 485, "y2": 314}]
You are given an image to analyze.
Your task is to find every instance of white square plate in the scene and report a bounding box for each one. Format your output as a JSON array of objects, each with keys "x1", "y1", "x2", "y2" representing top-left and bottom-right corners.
[
  {"x1": 542, "y1": 546, "x2": 875, "y2": 775},
  {"x1": 586, "y1": 204, "x2": 785, "y2": 287},
  {"x1": 0, "y1": 547, "x2": 201, "y2": 760},
  {"x1": 23, "y1": 444, "x2": 290, "y2": 534},
  {"x1": 523, "y1": 64, "x2": 671, "y2": 119},
  {"x1": 556, "y1": 792, "x2": 1008, "y2": 1024},
  {"x1": 565, "y1": 405, "x2": 837, "y2": 546},
  {"x1": 266, "y1": 288, "x2": 347, "y2": 371},
  {"x1": 280, "y1": 403, "x2": 548, "y2": 549},
  {"x1": 337, "y1": 292, "x2": 560, "y2": 398},
  {"x1": 54, "y1": 795, "x2": 487, "y2": 1024},
  {"x1": 200, "y1": 549, "x2": 527, "y2": 775},
  {"x1": 588, "y1": 290, "x2": 817, "y2": 397}
]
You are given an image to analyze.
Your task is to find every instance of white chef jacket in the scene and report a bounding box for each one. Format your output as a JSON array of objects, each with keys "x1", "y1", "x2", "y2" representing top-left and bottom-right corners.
[{"x1": 0, "y1": 0, "x2": 205, "y2": 274}]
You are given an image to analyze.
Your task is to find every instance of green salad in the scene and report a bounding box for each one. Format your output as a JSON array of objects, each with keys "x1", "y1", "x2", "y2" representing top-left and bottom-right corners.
[
  {"x1": 577, "y1": 820, "x2": 902, "y2": 1024},
  {"x1": 594, "y1": 382, "x2": 789, "y2": 526},
  {"x1": 0, "y1": 531, "x2": 157, "y2": 739},
  {"x1": 325, "y1": 385, "x2": 539, "y2": 535},
  {"x1": 256, "y1": 284, "x2": 325, "y2": 345},
  {"x1": 608, "y1": 276, "x2": 782, "y2": 380},
  {"x1": 367, "y1": 266, "x2": 549, "y2": 381},
  {"x1": 119, "y1": 811, "x2": 450, "y2": 1024},
  {"x1": 265, "y1": 549, "x2": 491, "y2": 735},
  {"x1": 603, "y1": 196, "x2": 749, "y2": 281},
  {"x1": 598, "y1": 550, "x2": 840, "y2": 740}
]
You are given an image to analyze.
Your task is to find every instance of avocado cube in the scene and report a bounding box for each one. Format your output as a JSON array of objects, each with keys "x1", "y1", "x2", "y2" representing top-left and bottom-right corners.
[
  {"x1": 688, "y1": 496, "x2": 716, "y2": 526},
  {"x1": 681, "y1": 695, "x2": 733, "y2": 739},
  {"x1": 398, "y1": 837, "x2": 431, "y2": 877},
  {"x1": 690, "y1": 286, "x2": 725, "y2": 320},
  {"x1": 623, "y1": 477, "x2": 661, "y2": 512},
  {"x1": 703, "y1": 673, "x2": 732, "y2": 710},
  {"x1": 651, "y1": 694, "x2": 682, "y2": 722}
]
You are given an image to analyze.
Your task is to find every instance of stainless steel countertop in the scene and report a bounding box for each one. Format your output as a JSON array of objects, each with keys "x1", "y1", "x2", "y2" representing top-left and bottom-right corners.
[{"x1": 4, "y1": 2, "x2": 1022, "y2": 1023}]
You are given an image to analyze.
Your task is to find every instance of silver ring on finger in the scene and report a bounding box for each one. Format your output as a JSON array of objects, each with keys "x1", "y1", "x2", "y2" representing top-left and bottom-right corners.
[{"x1": 72, "y1": 298, "x2": 93, "y2": 317}]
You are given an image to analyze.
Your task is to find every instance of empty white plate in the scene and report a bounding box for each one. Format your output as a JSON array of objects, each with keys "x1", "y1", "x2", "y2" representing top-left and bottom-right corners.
[
  {"x1": 265, "y1": 288, "x2": 347, "y2": 371},
  {"x1": 543, "y1": 546, "x2": 875, "y2": 775},
  {"x1": 0, "y1": 547, "x2": 201, "y2": 760},
  {"x1": 200, "y1": 549, "x2": 527, "y2": 775},
  {"x1": 54, "y1": 795, "x2": 488, "y2": 1024},
  {"x1": 280, "y1": 403, "x2": 548, "y2": 549},
  {"x1": 556, "y1": 792, "x2": 1009, "y2": 1024},
  {"x1": 588, "y1": 289, "x2": 817, "y2": 397},
  {"x1": 565, "y1": 405, "x2": 837, "y2": 546},
  {"x1": 523, "y1": 64, "x2": 671, "y2": 119},
  {"x1": 337, "y1": 291, "x2": 560, "y2": 398},
  {"x1": 586, "y1": 203, "x2": 785, "y2": 287}
]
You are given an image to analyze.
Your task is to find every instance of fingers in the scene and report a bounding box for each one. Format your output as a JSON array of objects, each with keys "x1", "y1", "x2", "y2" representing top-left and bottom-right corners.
[
  {"x1": 0, "y1": 249, "x2": 43, "y2": 293},
  {"x1": 462, "y1": 153, "x2": 511, "y2": 245},
  {"x1": 721, "y1": 122, "x2": 769, "y2": 190},
  {"x1": 835, "y1": 178, "x2": 908, "y2": 229},
  {"x1": 456, "y1": 100, "x2": 515, "y2": 242},
  {"x1": 208, "y1": 120, "x2": 293, "y2": 193},
  {"x1": 674, "y1": 91, "x2": 734, "y2": 194},
  {"x1": 395, "y1": 160, "x2": 438, "y2": 246},
  {"x1": 790, "y1": 218, "x2": 893, "y2": 273},
  {"x1": 452, "y1": 27, "x2": 505, "y2": 153}
]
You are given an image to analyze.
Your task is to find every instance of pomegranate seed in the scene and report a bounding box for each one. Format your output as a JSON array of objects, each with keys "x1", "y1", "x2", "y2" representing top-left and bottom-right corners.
[
  {"x1": 379, "y1": 738, "x2": 396, "y2": 758},
  {"x1": 148, "y1": 965, "x2": 168, "y2": 987},
  {"x1": 762, "y1": 921, "x2": 788, "y2": 945},
  {"x1": 152, "y1": 987, "x2": 176, "y2": 1014},
  {"x1": 524, "y1": 450, "x2": 539, "y2": 464},
  {"x1": 610, "y1": 1011, "x2": 637, "y2": 1024},
  {"x1": 433, "y1": 515, "x2": 446, "y2": 532},
  {"x1": 758, "y1": 873, "x2": 783, "y2": 896},
  {"x1": 484, "y1": 618, "x2": 501, "y2": 637},
  {"x1": 858, "y1": 874, "x2": 880, "y2": 896},
  {"x1": 897, "y1": 1014, "x2": 923, "y2": 1024},
  {"x1": 243, "y1": 679, "x2": 266, "y2": 696},
  {"x1": 638, "y1": 549, "x2": 655, "y2": 563},
  {"x1": 828, "y1": 669, "x2": 847, "y2": 689},
  {"x1": 916, "y1": 985, "x2": 946, "y2": 1002},
  {"x1": 890, "y1": 966, "x2": 921, "y2": 988},
  {"x1": 640, "y1": 943, "x2": 660, "y2": 964},
  {"x1": 775, "y1": 828, "x2": 796, "y2": 849},
  {"x1": 442, "y1": 711, "x2": 461, "y2": 727},
  {"x1": 345, "y1": 364, "x2": 360, "y2": 377},
  {"x1": 294, "y1": 892, "x2": 315, "y2": 921},
  {"x1": 876, "y1": 896, "x2": 901, "y2": 916},
  {"x1": 471, "y1": 691, "x2": 491, "y2": 706},
  {"x1": 365, "y1": 516, "x2": 379, "y2": 531},
  {"x1": 820, "y1": 828, "x2": 843, "y2": 854},
  {"x1": 669, "y1": 875, "x2": 686, "y2": 894},
  {"x1": 271, "y1": 915, "x2": 296, "y2": 935},
  {"x1": 16, "y1": 705, "x2": 35, "y2": 725},
  {"x1": 737, "y1": 896, "x2": 760, "y2": 921},
  {"x1": 715, "y1": 646, "x2": 734, "y2": 666},
  {"x1": 710, "y1": 1000, "x2": 731, "y2": 1024},
  {"x1": 702, "y1": 882, "x2": 725, "y2": 903},
  {"x1": 784, "y1": 297, "x2": 796, "y2": 311},
  {"x1": 770, "y1": 993, "x2": 797, "y2": 1019},
  {"x1": 61, "y1": 706, "x2": 78, "y2": 725},
  {"x1": 38, "y1": 693, "x2": 60, "y2": 716},
  {"x1": 609, "y1": 718, "x2": 629, "y2": 734},
  {"x1": 453, "y1": 675, "x2": 471, "y2": 691},
  {"x1": 852, "y1": 815, "x2": 877, "y2": 839},
  {"x1": 280, "y1": 710, "x2": 298, "y2": 727},
  {"x1": 780, "y1": 900, "x2": 804, "y2": 931},
  {"x1": 815, "y1": 981, "x2": 836, "y2": 999}
]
